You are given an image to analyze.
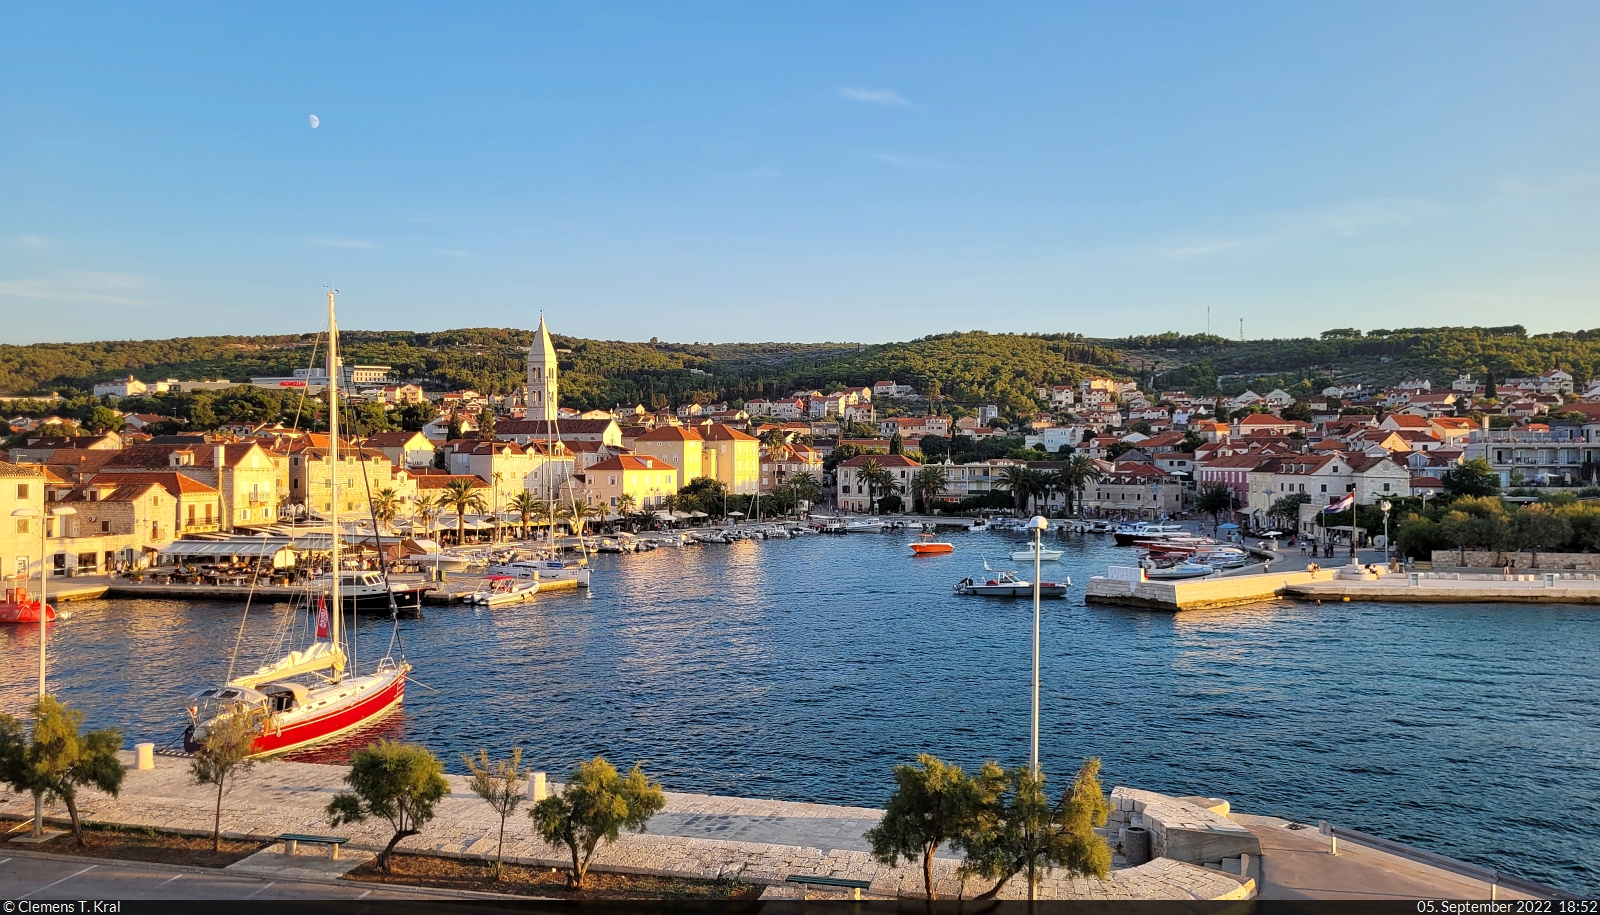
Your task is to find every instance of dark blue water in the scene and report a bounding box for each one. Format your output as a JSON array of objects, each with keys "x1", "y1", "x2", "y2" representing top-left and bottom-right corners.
[{"x1": 2, "y1": 529, "x2": 1596, "y2": 892}]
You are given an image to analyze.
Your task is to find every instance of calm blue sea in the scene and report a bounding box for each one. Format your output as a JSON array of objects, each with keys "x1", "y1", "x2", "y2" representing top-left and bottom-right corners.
[{"x1": 2, "y1": 528, "x2": 1595, "y2": 892}]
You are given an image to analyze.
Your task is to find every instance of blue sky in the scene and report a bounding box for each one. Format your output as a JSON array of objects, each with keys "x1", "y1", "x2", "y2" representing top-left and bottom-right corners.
[{"x1": 3, "y1": 2, "x2": 1598, "y2": 344}]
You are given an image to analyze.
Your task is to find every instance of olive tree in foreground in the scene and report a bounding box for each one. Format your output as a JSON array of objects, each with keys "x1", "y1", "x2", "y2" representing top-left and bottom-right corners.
[
  {"x1": 0, "y1": 696, "x2": 125, "y2": 845},
  {"x1": 463, "y1": 748, "x2": 529, "y2": 879},
  {"x1": 326, "y1": 740, "x2": 450, "y2": 873},
  {"x1": 190, "y1": 710, "x2": 259, "y2": 851},
  {"x1": 865, "y1": 754, "x2": 996, "y2": 900},
  {"x1": 958, "y1": 757, "x2": 1111, "y2": 900},
  {"x1": 531, "y1": 756, "x2": 666, "y2": 889}
]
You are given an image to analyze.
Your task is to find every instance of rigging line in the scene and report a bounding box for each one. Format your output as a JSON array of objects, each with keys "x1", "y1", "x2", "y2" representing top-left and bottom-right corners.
[
  {"x1": 348, "y1": 396, "x2": 403, "y2": 668},
  {"x1": 222, "y1": 534, "x2": 272, "y2": 683}
]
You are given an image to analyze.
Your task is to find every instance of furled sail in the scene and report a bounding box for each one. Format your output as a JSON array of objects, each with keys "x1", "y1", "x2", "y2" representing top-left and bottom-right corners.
[{"x1": 230, "y1": 641, "x2": 345, "y2": 689}]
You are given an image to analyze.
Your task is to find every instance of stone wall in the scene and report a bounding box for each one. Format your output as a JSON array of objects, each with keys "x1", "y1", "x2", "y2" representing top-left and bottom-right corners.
[
  {"x1": 1107, "y1": 787, "x2": 1261, "y2": 868},
  {"x1": 1431, "y1": 549, "x2": 1600, "y2": 571},
  {"x1": 1086, "y1": 569, "x2": 1331, "y2": 611}
]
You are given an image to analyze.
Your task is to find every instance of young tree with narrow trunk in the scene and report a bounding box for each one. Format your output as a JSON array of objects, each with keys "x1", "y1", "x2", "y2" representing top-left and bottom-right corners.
[
  {"x1": 531, "y1": 756, "x2": 666, "y2": 890},
  {"x1": 958, "y1": 758, "x2": 1111, "y2": 899},
  {"x1": 463, "y1": 748, "x2": 528, "y2": 880},
  {"x1": 189, "y1": 710, "x2": 259, "y2": 851},
  {"x1": 326, "y1": 740, "x2": 450, "y2": 873},
  {"x1": 865, "y1": 754, "x2": 995, "y2": 900},
  {"x1": 0, "y1": 696, "x2": 125, "y2": 845}
]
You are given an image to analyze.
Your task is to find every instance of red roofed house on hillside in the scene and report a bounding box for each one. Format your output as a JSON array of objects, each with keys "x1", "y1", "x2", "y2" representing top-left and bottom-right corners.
[
  {"x1": 1080, "y1": 463, "x2": 1183, "y2": 518},
  {"x1": 836, "y1": 453, "x2": 921, "y2": 513},
  {"x1": 578, "y1": 454, "x2": 679, "y2": 513}
]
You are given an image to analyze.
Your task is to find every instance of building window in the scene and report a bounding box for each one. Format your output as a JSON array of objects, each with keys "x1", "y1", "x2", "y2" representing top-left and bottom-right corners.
[
  {"x1": 17, "y1": 483, "x2": 29, "y2": 498},
  {"x1": 100, "y1": 520, "x2": 110, "y2": 533},
  {"x1": 15, "y1": 519, "x2": 28, "y2": 534}
]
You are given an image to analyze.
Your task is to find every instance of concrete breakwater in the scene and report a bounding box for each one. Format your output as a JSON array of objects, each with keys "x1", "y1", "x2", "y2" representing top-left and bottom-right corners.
[{"x1": 1087, "y1": 566, "x2": 1600, "y2": 610}]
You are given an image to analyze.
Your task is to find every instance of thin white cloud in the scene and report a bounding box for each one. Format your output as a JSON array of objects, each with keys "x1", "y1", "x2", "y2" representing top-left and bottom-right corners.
[
  {"x1": 0, "y1": 272, "x2": 167, "y2": 307},
  {"x1": 1162, "y1": 239, "x2": 1258, "y2": 260},
  {"x1": 839, "y1": 87, "x2": 913, "y2": 107},
  {"x1": 430, "y1": 248, "x2": 471, "y2": 258},
  {"x1": 306, "y1": 235, "x2": 376, "y2": 249},
  {"x1": 12, "y1": 234, "x2": 56, "y2": 251},
  {"x1": 1496, "y1": 173, "x2": 1599, "y2": 196},
  {"x1": 867, "y1": 152, "x2": 951, "y2": 170},
  {"x1": 1278, "y1": 198, "x2": 1446, "y2": 237}
]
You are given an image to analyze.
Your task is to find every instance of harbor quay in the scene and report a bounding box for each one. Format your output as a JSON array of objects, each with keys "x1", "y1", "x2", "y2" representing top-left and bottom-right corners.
[
  {"x1": 0, "y1": 751, "x2": 1550, "y2": 901},
  {"x1": 1086, "y1": 562, "x2": 1600, "y2": 611}
]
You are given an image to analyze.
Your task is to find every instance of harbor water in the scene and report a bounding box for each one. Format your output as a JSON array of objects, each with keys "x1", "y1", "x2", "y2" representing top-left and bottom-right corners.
[{"x1": 1, "y1": 527, "x2": 1596, "y2": 892}]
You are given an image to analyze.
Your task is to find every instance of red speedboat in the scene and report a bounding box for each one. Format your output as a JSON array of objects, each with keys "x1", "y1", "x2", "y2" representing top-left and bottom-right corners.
[{"x1": 0, "y1": 585, "x2": 55, "y2": 624}]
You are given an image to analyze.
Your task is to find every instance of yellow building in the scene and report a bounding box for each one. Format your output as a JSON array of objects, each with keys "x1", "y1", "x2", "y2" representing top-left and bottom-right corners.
[
  {"x1": 632, "y1": 425, "x2": 705, "y2": 490},
  {"x1": 580, "y1": 455, "x2": 678, "y2": 512},
  {"x1": 703, "y1": 424, "x2": 760, "y2": 494}
]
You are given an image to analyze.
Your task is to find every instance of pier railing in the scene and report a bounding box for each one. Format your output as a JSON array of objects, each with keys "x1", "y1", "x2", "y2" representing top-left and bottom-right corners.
[{"x1": 1319, "y1": 821, "x2": 1578, "y2": 900}]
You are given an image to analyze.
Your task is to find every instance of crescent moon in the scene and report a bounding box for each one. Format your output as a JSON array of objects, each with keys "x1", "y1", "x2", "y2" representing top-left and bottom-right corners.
[{"x1": 309, "y1": 114, "x2": 320, "y2": 129}]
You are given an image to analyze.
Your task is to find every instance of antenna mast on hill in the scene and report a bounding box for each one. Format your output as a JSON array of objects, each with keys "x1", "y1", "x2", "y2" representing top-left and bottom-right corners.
[{"x1": 1239, "y1": 318, "x2": 1244, "y2": 343}]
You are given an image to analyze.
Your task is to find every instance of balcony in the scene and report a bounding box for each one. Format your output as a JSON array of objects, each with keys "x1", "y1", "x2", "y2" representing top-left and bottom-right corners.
[{"x1": 182, "y1": 520, "x2": 221, "y2": 534}]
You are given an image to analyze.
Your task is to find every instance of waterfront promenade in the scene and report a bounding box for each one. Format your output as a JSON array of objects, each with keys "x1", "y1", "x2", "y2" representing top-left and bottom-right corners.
[{"x1": 0, "y1": 752, "x2": 1549, "y2": 900}]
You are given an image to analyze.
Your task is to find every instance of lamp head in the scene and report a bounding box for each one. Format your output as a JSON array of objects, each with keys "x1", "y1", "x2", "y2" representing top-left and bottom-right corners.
[
  {"x1": 11, "y1": 508, "x2": 41, "y2": 518},
  {"x1": 51, "y1": 506, "x2": 77, "y2": 516},
  {"x1": 1025, "y1": 515, "x2": 1048, "y2": 531},
  {"x1": 1380, "y1": 500, "x2": 1391, "y2": 512}
]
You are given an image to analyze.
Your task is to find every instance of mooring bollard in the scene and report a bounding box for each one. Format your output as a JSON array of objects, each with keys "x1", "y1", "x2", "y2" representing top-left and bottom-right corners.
[
  {"x1": 135, "y1": 742, "x2": 155, "y2": 770},
  {"x1": 530, "y1": 771, "x2": 548, "y2": 802}
]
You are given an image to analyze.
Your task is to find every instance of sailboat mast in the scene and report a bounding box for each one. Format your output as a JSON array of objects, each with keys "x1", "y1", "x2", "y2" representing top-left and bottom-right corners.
[{"x1": 327, "y1": 290, "x2": 342, "y2": 676}]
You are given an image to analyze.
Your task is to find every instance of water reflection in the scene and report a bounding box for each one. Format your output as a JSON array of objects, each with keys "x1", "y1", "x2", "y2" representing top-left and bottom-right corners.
[{"x1": 0, "y1": 530, "x2": 1595, "y2": 891}]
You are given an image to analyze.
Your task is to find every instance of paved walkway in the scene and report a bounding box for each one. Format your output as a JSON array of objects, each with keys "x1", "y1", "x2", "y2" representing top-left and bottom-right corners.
[
  {"x1": 0, "y1": 752, "x2": 1248, "y2": 900},
  {"x1": 1235, "y1": 815, "x2": 1532, "y2": 900},
  {"x1": 0, "y1": 850, "x2": 460, "y2": 901}
]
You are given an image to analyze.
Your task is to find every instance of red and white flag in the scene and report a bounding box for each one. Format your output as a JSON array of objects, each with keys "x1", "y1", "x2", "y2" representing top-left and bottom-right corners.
[
  {"x1": 316, "y1": 594, "x2": 330, "y2": 639},
  {"x1": 1322, "y1": 493, "x2": 1355, "y2": 514}
]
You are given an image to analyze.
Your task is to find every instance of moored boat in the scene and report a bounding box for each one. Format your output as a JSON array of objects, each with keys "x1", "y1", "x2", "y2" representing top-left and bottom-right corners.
[
  {"x1": 910, "y1": 533, "x2": 954, "y2": 555},
  {"x1": 0, "y1": 584, "x2": 54, "y2": 624},
  {"x1": 954, "y1": 569, "x2": 1069, "y2": 598},
  {"x1": 1010, "y1": 545, "x2": 1064, "y2": 562},
  {"x1": 182, "y1": 290, "x2": 410, "y2": 760},
  {"x1": 467, "y1": 574, "x2": 541, "y2": 606}
]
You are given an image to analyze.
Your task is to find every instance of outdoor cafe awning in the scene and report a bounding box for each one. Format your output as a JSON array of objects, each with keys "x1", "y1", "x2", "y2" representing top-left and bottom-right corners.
[{"x1": 159, "y1": 540, "x2": 294, "y2": 559}]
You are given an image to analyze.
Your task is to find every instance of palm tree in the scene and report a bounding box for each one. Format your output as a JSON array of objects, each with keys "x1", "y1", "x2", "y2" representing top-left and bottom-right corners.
[
  {"x1": 1063, "y1": 455, "x2": 1104, "y2": 518},
  {"x1": 508, "y1": 491, "x2": 544, "y2": 540},
  {"x1": 997, "y1": 465, "x2": 1048, "y2": 516},
  {"x1": 789, "y1": 471, "x2": 821, "y2": 509},
  {"x1": 369, "y1": 487, "x2": 402, "y2": 533},
  {"x1": 1194, "y1": 483, "x2": 1235, "y2": 533},
  {"x1": 440, "y1": 478, "x2": 488, "y2": 546},
  {"x1": 563, "y1": 501, "x2": 607, "y2": 538},
  {"x1": 854, "y1": 458, "x2": 891, "y2": 513},
  {"x1": 911, "y1": 465, "x2": 949, "y2": 513},
  {"x1": 412, "y1": 492, "x2": 440, "y2": 539},
  {"x1": 615, "y1": 492, "x2": 637, "y2": 518}
]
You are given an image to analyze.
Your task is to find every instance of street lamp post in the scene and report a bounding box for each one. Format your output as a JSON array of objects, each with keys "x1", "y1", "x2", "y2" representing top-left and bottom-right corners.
[
  {"x1": 12, "y1": 503, "x2": 76, "y2": 838},
  {"x1": 1381, "y1": 499, "x2": 1392, "y2": 567},
  {"x1": 1024, "y1": 515, "x2": 1048, "y2": 778}
]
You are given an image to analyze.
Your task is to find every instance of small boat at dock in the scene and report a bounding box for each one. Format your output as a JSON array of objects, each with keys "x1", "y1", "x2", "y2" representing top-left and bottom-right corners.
[
  {"x1": 954, "y1": 569, "x2": 1069, "y2": 598},
  {"x1": 466, "y1": 575, "x2": 541, "y2": 606},
  {"x1": 0, "y1": 584, "x2": 55, "y2": 624}
]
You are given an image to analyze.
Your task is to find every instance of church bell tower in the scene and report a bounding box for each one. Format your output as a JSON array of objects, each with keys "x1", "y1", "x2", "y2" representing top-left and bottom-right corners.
[{"x1": 527, "y1": 314, "x2": 559, "y2": 423}]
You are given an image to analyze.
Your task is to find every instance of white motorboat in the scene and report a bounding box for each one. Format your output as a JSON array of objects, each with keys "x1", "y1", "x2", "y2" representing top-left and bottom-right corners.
[
  {"x1": 1113, "y1": 523, "x2": 1188, "y2": 546},
  {"x1": 466, "y1": 575, "x2": 541, "y2": 606},
  {"x1": 1142, "y1": 561, "x2": 1215, "y2": 580},
  {"x1": 1010, "y1": 546, "x2": 1064, "y2": 562},
  {"x1": 486, "y1": 556, "x2": 592, "y2": 588},
  {"x1": 845, "y1": 520, "x2": 885, "y2": 532},
  {"x1": 954, "y1": 569, "x2": 1069, "y2": 598}
]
